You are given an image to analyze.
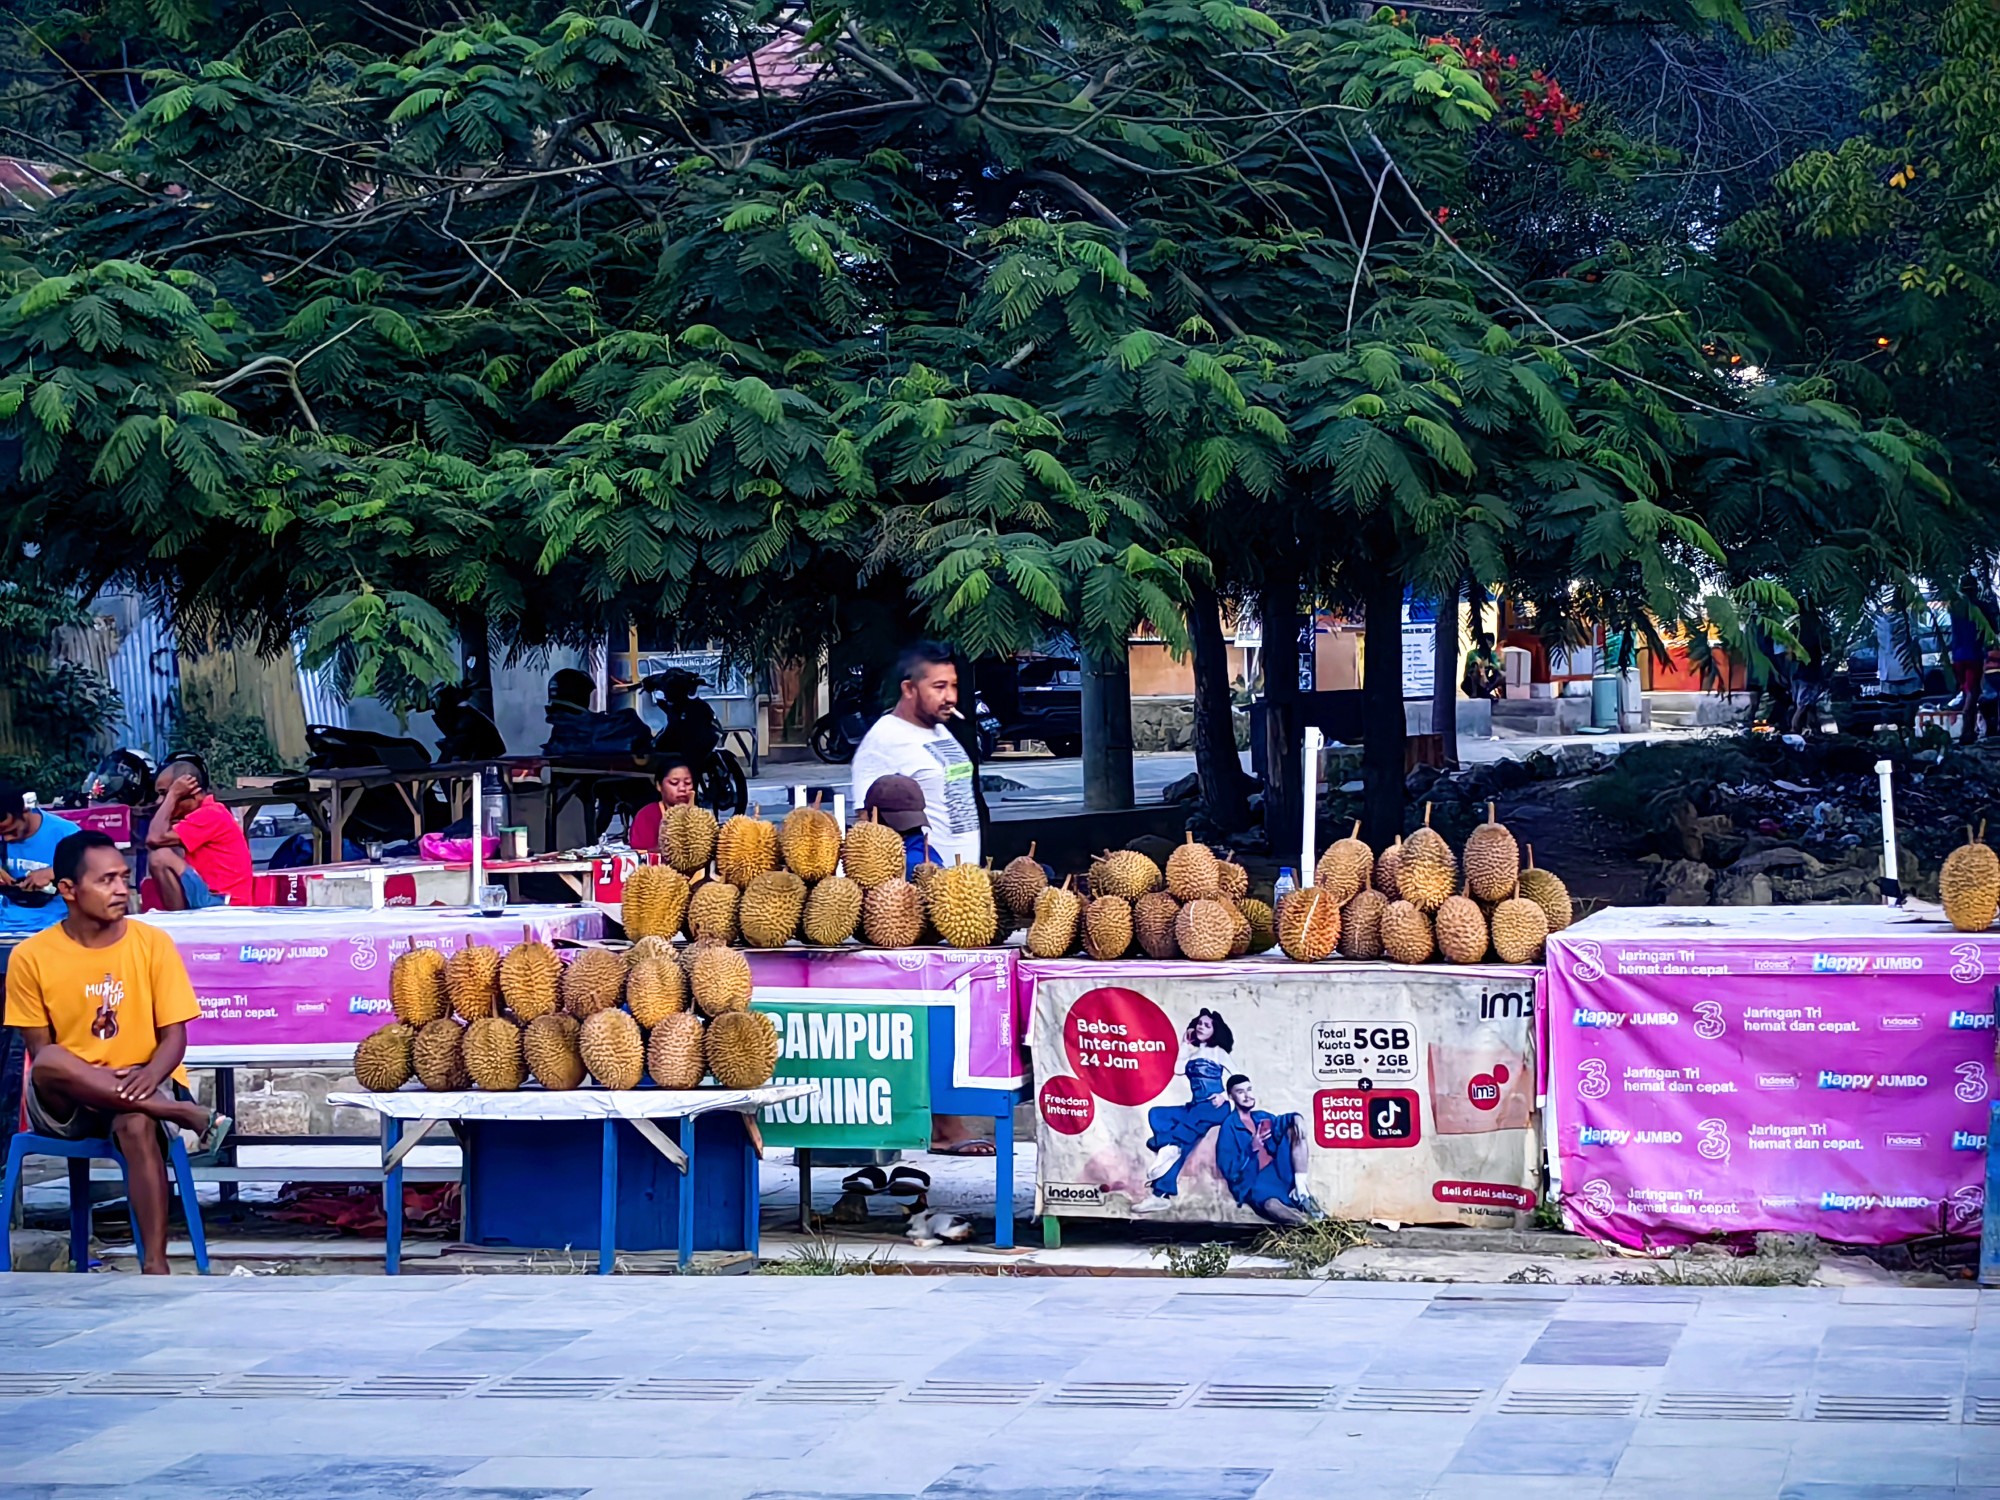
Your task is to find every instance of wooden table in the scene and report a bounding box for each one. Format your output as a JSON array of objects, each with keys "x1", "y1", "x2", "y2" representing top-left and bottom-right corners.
[{"x1": 223, "y1": 763, "x2": 491, "y2": 861}]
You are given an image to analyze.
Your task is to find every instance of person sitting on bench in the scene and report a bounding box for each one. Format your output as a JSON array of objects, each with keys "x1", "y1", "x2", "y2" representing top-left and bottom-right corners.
[
  {"x1": 143, "y1": 759, "x2": 252, "y2": 910},
  {"x1": 5, "y1": 831, "x2": 231, "y2": 1274}
]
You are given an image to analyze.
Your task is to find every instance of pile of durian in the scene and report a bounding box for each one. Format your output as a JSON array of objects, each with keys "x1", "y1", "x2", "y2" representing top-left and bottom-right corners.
[
  {"x1": 1014, "y1": 835, "x2": 1278, "y2": 961},
  {"x1": 350, "y1": 937, "x2": 781, "y2": 1094},
  {"x1": 1271, "y1": 803, "x2": 1572, "y2": 967},
  {"x1": 621, "y1": 798, "x2": 1025, "y2": 951}
]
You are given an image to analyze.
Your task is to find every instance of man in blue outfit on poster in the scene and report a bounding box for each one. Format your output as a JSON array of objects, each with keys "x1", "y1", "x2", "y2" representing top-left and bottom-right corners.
[{"x1": 1214, "y1": 1074, "x2": 1317, "y2": 1226}]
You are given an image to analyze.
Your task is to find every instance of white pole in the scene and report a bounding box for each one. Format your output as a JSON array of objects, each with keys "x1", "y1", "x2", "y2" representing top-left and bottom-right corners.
[
  {"x1": 1876, "y1": 758, "x2": 1900, "y2": 904},
  {"x1": 1300, "y1": 726, "x2": 1324, "y2": 885},
  {"x1": 832, "y1": 793, "x2": 846, "y2": 832},
  {"x1": 469, "y1": 771, "x2": 483, "y2": 903},
  {"x1": 792, "y1": 782, "x2": 806, "y2": 810}
]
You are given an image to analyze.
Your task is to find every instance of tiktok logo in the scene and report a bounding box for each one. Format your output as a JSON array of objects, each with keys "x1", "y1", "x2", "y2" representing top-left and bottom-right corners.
[
  {"x1": 1951, "y1": 944, "x2": 1986, "y2": 985},
  {"x1": 1955, "y1": 1061, "x2": 1989, "y2": 1104},
  {"x1": 1696, "y1": 1118, "x2": 1731, "y2": 1162},
  {"x1": 1577, "y1": 1058, "x2": 1611, "y2": 1100},
  {"x1": 1693, "y1": 1001, "x2": 1726, "y2": 1041}
]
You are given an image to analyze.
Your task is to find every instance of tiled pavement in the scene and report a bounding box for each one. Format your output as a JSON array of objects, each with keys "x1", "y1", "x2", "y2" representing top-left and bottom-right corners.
[{"x1": 2, "y1": 1275, "x2": 1999, "y2": 1498}]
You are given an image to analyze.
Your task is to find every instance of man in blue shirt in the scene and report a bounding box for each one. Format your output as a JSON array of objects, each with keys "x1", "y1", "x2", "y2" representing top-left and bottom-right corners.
[{"x1": 0, "y1": 780, "x2": 82, "y2": 1160}]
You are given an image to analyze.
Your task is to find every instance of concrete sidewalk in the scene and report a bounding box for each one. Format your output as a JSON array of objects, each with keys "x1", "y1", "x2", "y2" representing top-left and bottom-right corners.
[{"x1": 1, "y1": 1273, "x2": 1996, "y2": 1498}]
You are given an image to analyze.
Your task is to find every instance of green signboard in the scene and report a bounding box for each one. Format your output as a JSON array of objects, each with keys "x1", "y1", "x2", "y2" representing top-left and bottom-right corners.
[{"x1": 757, "y1": 999, "x2": 932, "y2": 1149}]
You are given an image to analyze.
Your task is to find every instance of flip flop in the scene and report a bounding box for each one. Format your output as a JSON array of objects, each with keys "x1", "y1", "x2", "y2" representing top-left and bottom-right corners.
[
  {"x1": 190, "y1": 1111, "x2": 233, "y2": 1162},
  {"x1": 886, "y1": 1166, "x2": 932, "y2": 1196},
  {"x1": 929, "y1": 1140, "x2": 995, "y2": 1158},
  {"x1": 841, "y1": 1166, "x2": 890, "y2": 1196}
]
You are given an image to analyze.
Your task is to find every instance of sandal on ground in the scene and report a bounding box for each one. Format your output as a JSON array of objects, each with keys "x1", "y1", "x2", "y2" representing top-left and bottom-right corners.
[
  {"x1": 929, "y1": 1140, "x2": 995, "y2": 1157},
  {"x1": 191, "y1": 1111, "x2": 233, "y2": 1162}
]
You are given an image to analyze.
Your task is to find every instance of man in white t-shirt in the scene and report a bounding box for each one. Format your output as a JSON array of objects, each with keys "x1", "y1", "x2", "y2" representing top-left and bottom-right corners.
[{"x1": 851, "y1": 643, "x2": 981, "y2": 869}]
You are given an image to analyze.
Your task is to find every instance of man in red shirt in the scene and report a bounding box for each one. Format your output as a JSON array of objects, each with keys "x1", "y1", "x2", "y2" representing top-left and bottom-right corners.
[{"x1": 144, "y1": 759, "x2": 253, "y2": 909}]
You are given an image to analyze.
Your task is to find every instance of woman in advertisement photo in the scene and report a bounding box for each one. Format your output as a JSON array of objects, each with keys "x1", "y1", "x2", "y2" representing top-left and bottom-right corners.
[{"x1": 1131, "y1": 1008, "x2": 1234, "y2": 1213}]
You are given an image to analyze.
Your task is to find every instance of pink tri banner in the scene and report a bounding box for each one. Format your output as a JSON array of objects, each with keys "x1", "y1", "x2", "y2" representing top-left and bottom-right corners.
[{"x1": 1545, "y1": 905, "x2": 1999, "y2": 1247}]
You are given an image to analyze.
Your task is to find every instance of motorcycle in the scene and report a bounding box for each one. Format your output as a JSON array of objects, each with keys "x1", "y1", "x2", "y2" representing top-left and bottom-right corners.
[
  {"x1": 639, "y1": 668, "x2": 748, "y2": 816},
  {"x1": 306, "y1": 723, "x2": 451, "y2": 844},
  {"x1": 66, "y1": 748, "x2": 156, "y2": 807}
]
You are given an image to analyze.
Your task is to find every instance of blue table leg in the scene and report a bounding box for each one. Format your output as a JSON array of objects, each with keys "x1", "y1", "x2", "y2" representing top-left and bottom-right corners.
[
  {"x1": 599, "y1": 1118, "x2": 617, "y2": 1276},
  {"x1": 384, "y1": 1117, "x2": 403, "y2": 1276},
  {"x1": 993, "y1": 1106, "x2": 1014, "y2": 1249},
  {"x1": 677, "y1": 1118, "x2": 697, "y2": 1271},
  {"x1": 741, "y1": 1118, "x2": 760, "y2": 1259},
  {"x1": 1982, "y1": 1101, "x2": 2000, "y2": 1286}
]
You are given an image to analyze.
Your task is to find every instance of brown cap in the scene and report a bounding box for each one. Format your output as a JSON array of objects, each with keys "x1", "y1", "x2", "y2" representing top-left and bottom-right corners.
[{"x1": 861, "y1": 774, "x2": 927, "y2": 834}]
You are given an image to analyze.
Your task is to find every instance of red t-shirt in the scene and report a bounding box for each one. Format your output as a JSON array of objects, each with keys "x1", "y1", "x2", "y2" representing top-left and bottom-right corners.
[
  {"x1": 174, "y1": 797, "x2": 254, "y2": 905},
  {"x1": 629, "y1": 800, "x2": 664, "y2": 855}
]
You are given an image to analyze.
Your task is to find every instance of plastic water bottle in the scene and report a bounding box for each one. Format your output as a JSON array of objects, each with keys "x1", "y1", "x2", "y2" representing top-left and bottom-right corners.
[{"x1": 1273, "y1": 867, "x2": 1297, "y2": 905}]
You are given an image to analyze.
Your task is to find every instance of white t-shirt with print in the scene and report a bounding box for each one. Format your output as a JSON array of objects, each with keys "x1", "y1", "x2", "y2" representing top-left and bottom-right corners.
[{"x1": 851, "y1": 713, "x2": 981, "y2": 869}]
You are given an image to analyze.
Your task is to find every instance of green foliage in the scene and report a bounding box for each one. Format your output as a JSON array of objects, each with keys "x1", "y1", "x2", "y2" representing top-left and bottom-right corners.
[
  {"x1": 1157, "y1": 1241, "x2": 1235, "y2": 1277},
  {"x1": 0, "y1": 562, "x2": 121, "y2": 790},
  {"x1": 167, "y1": 698, "x2": 291, "y2": 784}
]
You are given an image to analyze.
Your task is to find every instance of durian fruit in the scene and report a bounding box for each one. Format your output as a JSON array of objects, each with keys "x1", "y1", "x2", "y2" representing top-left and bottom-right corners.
[
  {"x1": 1435, "y1": 885, "x2": 1491, "y2": 966},
  {"x1": 863, "y1": 877, "x2": 926, "y2": 948},
  {"x1": 802, "y1": 875, "x2": 864, "y2": 946},
  {"x1": 1134, "y1": 891, "x2": 1183, "y2": 959},
  {"x1": 1175, "y1": 898, "x2": 1237, "y2": 962},
  {"x1": 353, "y1": 1023, "x2": 415, "y2": 1092},
  {"x1": 1518, "y1": 846, "x2": 1573, "y2": 934},
  {"x1": 691, "y1": 943, "x2": 755, "y2": 1016},
  {"x1": 708, "y1": 1009, "x2": 782, "y2": 1090},
  {"x1": 1941, "y1": 825, "x2": 2000, "y2": 933},
  {"x1": 779, "y1": 795, "x2": 843, "y2": 882},
  {"x1": 1277, "y1": 887, "x2": 1341, "y2": 963},
  {"x1": 1082, "y1": 895, "x2": 1134, "y2": 960},
  {"x1": 622, "y1": 863, "x2": 691, "y2": 941},
  {"x1": 739, "y1": 869, "x2": 808, "y2": 948},
  {"x1": 1463, "y1": 802, "x2": 1521, "y2": 903},
  {"x1": 1025, "y1": 878, "x2": 1084, "y2": 958},
  {"x1": 715, "y1": 808, "x2": 780, "y2": 889},
  {"x1": 1490, "y1": 881, "x2": 1551, "y2": 964},
  {"x1": 445, "y1": 943, "x2": 501, "y2": 1022},
  {"x1": 1224, "y1": 901, "x2": 1253, "y2": 958},
  {"x1": 988, "y1": 865, "x2": 1015, "y2": 933},
  {"x1": 1217, "y1": 858, "x2": 1250, "y2": 903},
  {"x1": 686, "y1": 879, "x2": 742, "y2": 943},
  {"x1": 580, "y1": 1008, "x2": 645, "y2": 1090},
  {"x1": 1091, "y1": 848, "x2": 1164, "y2": 900},
  {"x1": 1241, "y1": 897, "x2": 1277, "y2": 955},
  {"x1": 1398, "y1": 805, "x2": 1457, "y2": 913},
  {"x1": 523, "y1": 1013, "x2": 585, "y2": 1091},
  {"x1": 562, "y1": 947, "x2": 628, "y2": 1020},
  {"x1": 499, "y1": 941, "x2": 562, "y2": 1024},
  {"x1": 412, "y1": 1018, "x2": 469, "y2": 1090},
  {"x1": 998, "y1": 843, "x2": 1051, "y2": 923},
  {"x1": 463, "y1": 1015, "x2": 525, "y2": 1091},
  {"x1": 927, "y1": 859, "x2": 1001, "y2": 949},
  {"x1": 910, "y1": 852, "x2": 940, "y2": 897},
  {"x1": 1375, "y1": 838, "x2": 1405, "y2": 903},
  {"x1": 659, "y1": 802, "x2": 719, "y2": 874},
  {"x1": 626, "y1": 956, "x2": 688, "y2": 1029},
  {"x1": 1164, "y1": 833, "x2": 1222, "y2": 903},
  {"x1": 1315, "y1": 821, "x2": 1374, "y2": 906},
  {"x1": 389, "y1": 948, "x2": 447, "y2": 1026},
  {"x1": 1339, "y1": 875, "x2": 1388, "y2": 960},
  {"x1": 625, "y1": 933, "x2": 677, "y2": 970},
  {"x1": 1380, "y1": 900, "x2": 1436, "y2": 965},
  {"x1": 842, "y1": 811, "x2": 908, "y2": 891},
  {"x1": 647, "y1": 1010, "x2": 708, "y2": 1089}
]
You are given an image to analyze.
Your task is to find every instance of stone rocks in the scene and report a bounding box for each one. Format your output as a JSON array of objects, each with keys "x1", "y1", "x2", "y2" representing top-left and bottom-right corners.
[{"x1": 1652, "y1": 859, "x2": 1715, "y2": 905}]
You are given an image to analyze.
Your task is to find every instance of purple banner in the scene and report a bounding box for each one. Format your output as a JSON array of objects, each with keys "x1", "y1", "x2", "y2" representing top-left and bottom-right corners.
[
  {"x1": 745, "y1": 948, "x2": 1024, "y2": 1089},
  {"x1": 136, "y1": 906, "x2": 605, "y2": 1060},
  {"x1": 1546, "y1": 906, "x2": 1999, "y2": 1247}
]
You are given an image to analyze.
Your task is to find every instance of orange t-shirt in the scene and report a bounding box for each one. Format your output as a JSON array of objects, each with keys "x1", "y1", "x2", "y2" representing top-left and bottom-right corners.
[{"x1": 3, "y1": 920, "x2": 202, "y2": 1085}]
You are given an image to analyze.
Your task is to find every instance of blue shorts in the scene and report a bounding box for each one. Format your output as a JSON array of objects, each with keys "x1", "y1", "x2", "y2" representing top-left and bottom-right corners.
[{"x1": 176, "y1": 867, "x2": 229, "y2": 910}]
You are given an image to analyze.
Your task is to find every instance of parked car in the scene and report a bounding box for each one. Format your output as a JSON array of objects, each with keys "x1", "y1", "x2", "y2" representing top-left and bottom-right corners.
[
  {"x1": 981, "y1": 653, "x2": 1083, "y2": 755},
  {"x1": 1826, "y1": 609, "x2": 1951, "y2": 732}
]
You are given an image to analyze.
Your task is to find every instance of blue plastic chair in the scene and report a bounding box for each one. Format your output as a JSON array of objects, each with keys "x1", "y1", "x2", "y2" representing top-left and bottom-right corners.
[{"x1": 1, "y1": 1091, "x2": 211, "y2": 1275}]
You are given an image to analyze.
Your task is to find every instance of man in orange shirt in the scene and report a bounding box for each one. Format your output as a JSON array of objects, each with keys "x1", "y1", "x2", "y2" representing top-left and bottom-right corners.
[
  {"x1": 144, "y1": 758, "x2": 253, "y2": 910},
  {"x1": 5, "y1": 831, "x2": 231, "y2": 1273}
]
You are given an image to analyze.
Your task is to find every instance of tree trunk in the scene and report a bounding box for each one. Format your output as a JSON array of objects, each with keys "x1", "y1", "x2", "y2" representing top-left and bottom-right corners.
[
  {"x1": 1432, "y1": 583, "x2": 1459, "y2": 767},
  {"x1": 1259, "y1": 566, "x2": 1305, "y2": 863},
  {"x1": 459, "y1": 608, "x2": 494, "y2": 719},
  {"x1": 1081, "y1": 649, "x2": 1135, "y2": 810},
  {"x1": 1361, "y1": 571, "x2": 1406, "y2": 847},
  {"x1": 1188, "y1": 574, "x2": 1252, "y2": 831}
]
